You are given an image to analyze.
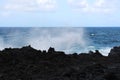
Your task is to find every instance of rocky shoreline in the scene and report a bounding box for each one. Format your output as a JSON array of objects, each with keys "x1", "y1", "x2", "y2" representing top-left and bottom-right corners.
[{"x1": 0, "y1": 45, "x2": 120, "y2": 80}]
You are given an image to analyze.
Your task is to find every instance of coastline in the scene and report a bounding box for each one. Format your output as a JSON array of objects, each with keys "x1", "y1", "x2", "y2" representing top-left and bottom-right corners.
[{"x1": 0, "y1": 45, "x2": 120, "y2": 80}]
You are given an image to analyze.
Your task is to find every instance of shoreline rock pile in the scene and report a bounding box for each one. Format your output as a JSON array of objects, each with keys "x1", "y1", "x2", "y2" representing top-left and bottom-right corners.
[{"x1": 0, "y1": 45, "x2": 120, "y2": 80}]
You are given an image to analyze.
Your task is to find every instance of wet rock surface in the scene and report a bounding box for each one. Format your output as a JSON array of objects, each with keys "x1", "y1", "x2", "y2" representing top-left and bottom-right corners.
[{"x1": 0, "y1": 45, "x2": 120, "y2": 80}]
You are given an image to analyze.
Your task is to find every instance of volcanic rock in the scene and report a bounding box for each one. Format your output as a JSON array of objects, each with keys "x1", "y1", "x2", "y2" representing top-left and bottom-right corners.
[
  {"x1": 0, "y1": 46, "x2": 119, "y2": 80},
  {"x1": 109, "y1": 46, "x2": 120, "y2": 57}
]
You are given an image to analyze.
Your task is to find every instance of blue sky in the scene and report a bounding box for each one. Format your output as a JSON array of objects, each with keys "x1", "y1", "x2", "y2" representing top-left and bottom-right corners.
[{"x1": 0, "y1": 0, "x2": 120, "y2": 27}]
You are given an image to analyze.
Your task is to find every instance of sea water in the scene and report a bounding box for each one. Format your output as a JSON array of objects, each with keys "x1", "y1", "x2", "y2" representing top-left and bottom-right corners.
[{"x1": 0, "y1": 27, "x2": 120, "y2": 56}]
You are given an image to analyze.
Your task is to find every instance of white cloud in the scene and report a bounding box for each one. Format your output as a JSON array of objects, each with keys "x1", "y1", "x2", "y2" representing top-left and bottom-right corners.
[
  {"x1": 1, "y1": 0, "x2": 119, "y2": 14},
  {"x1": 36, "y1": 0, "x2": 57, "y2": 11},
  {"x1": 68, "y1": 0, "x2": 88, "y2": 8},
  {"x1": 94, "y1": 0, "x2": 106, "y2": 8},
  {"x1": 68, "y1": 0, "x2": 119, "y2": 13},
  {"x1": 92, "y1": 0, "x2": 116, "y2": 13},
  {"x1": 3, "y1": 0, "x2": 57, "y2": 11}
]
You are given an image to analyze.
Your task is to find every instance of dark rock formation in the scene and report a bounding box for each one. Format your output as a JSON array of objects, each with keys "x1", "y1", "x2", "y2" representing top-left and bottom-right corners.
[
  {"x1": 109, "y1": 46, "x2": 120, "y2": 57},
  {"x1": 48, "y1": 47, "x2": 55, "y2": 53},
  {"x1": 0, "y1": 46, "x2": 119, "y2": 80},
  {"x1": 88, "y1": 50, "x2": 103, "y2": 57}
]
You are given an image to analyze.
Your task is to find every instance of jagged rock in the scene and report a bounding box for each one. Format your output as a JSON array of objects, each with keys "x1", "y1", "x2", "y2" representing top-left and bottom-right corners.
[
  {"x1": 94, "y1": 50, "x2": 103, "y2": 56},
  {"x1": 88, "y1": 50, "x2": 103, "y2": 58},
  {"x1": 109, "y1": 46, "x2": 120, "y2": 57},
  {"x1": 88, "y1": 50, "x2": 94, "y2": 54},
  {"x1": 48, "y1": 47, "x2": 55, "y2": 53},
  {"x1": 21, "y1": 45, "x2": 36, "y2": 51},
  {"x1": 0, "y1": 46, "x2": 119, "y2": 80}
]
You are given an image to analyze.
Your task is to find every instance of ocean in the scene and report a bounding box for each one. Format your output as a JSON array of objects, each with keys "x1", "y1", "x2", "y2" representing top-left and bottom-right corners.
[{"x1": 0, "y1": 27, "x2": 120, "y2": 56}]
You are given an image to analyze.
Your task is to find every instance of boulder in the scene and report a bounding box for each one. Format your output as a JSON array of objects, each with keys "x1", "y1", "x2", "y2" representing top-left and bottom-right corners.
[{"x1": 108, "y1": 46, "x2": 120, "y2": 57}]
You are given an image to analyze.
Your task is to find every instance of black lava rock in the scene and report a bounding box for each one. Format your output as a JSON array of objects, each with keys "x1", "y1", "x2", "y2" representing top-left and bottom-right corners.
[{"x1": 0, "y1": 46, "x2": 119, "y2": 80}]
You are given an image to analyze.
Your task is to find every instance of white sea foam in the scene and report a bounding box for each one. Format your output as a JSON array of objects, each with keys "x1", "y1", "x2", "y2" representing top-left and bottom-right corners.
[
  {"x1": 1, "y1": 28, "x2": 88, "y2": 51},
  {"x1": 27, "y1": 28, "x2": 89, "y2": 52},
  {"x1": 99, "y1": 47, "x2": 111, "y2": 56},
  {"x1": 75, "y1": 46, "x2": 111, "y2": 56},
  {"x1": 0, "y1": 27, "x2": 111, "y2": 56}
]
